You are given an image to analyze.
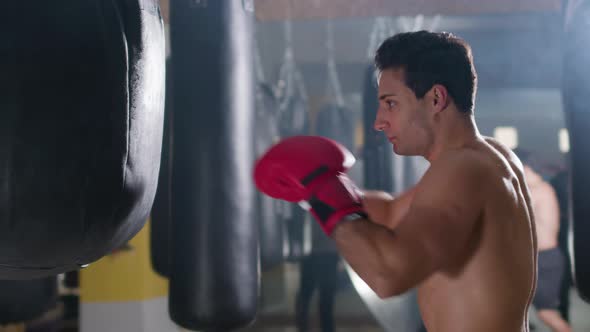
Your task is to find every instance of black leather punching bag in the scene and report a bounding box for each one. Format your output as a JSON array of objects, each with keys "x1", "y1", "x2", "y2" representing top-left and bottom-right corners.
[
  {"x1": 168, "y1": 0, "x2": 259, "y2": 330},
  {"x1": 563, "y1": 0, "x2": 590, "y2": 303},
  {"x1": 0, "y1": 0, "x2": 165, "y2": 279}
]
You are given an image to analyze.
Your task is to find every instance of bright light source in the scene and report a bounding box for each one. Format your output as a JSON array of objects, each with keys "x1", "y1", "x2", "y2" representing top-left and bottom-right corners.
[
  {"x1": 559, "y1": 128, "x2": 570, "y2": 153},
  {"x1": 493, "y1": 126, "x2": 518, "y2": 149}
]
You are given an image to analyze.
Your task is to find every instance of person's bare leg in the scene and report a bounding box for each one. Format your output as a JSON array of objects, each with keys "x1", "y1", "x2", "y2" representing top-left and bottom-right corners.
[{"x1": 537, "y1": 309, "x2": 572, "y2": 332}]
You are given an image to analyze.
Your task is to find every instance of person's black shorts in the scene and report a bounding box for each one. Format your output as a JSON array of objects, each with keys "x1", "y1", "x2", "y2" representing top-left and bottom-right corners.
[{"x1": 533, "y1": 247, "x2": 566, "y2": 310}]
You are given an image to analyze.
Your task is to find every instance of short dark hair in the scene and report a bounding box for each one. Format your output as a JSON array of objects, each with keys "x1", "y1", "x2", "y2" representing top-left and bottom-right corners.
[{"x1": 374, "y1": 31, "x2": 477, "y2": 114}]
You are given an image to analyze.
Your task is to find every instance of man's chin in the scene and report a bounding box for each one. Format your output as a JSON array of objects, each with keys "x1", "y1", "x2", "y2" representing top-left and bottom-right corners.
[
  {"x1": 392, "y1": 145, "x2": 417, "y2": 157},
  {"x1": 392, "y1": 146, "x2": 406, "y2": 156}
]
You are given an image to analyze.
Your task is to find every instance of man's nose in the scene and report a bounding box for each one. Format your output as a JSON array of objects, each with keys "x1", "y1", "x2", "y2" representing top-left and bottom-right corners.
[{"x1": 374, "y1": 109, "x2": 389, "y2": 131}]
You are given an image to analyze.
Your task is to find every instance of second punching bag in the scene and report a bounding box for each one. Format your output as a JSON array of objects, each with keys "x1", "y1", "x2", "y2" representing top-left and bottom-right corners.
[
  {"x1": 278, "y1": 95, "x2": 310, "y2": 262},
  {"x1": 563, "y1": 0, "x2": 590, "y2": 302},
  {"x1": 255, "y1": 82, "x2": 284, "y2": 271},
  {"x1": 362, "y1": 64, "x2": 394, "y2": 192},
  {"x1": 169, "y1": 0, "x2": 259, "y2": 330}
]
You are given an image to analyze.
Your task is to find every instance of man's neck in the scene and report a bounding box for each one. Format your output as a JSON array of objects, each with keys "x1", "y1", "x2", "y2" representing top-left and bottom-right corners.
[{"x1": 425, "y1": 114, "x2": 480, "y2": 162}]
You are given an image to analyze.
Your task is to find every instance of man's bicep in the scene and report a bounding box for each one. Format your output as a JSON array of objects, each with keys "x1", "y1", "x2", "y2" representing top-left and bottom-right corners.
[{"x1": 363, "y1": 188, "x2": 416, "y2": 230}]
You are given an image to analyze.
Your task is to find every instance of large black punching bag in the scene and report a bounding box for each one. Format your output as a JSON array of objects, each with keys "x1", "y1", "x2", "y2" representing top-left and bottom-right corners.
[
  {"x1": 362, "y1": 64, "x2": 394, "y2": 192},
  {"x1": 0, "y1": 277, "x2": 58, "y2": 324},
  {"x1": 563, "y1": 0, "x2": 590, "y2": 302},
  {"x1": 150, "y1": 59, "x2": 174, "y2": 278},
  {"x1": 0, "y1": 1, "x2": 165, "y2": 279},
  {"x1": 169, "y1": 0, "x2": 259, "y2": 330}
]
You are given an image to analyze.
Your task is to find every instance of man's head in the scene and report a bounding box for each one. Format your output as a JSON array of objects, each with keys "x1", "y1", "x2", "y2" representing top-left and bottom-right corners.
[{"x1": 373, "y1": 31, "x2": 478, "y2": 156}]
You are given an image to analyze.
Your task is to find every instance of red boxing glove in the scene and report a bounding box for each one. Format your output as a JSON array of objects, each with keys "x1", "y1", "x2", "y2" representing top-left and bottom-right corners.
[{"x1": 253, "y1": 135, "x2": 366, "y2": 235}]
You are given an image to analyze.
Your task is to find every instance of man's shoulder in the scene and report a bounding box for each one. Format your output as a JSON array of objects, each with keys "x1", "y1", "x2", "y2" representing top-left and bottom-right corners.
[
  {"x1": 482, "y1": 136, "x2": 523, "y2": 168},
  {"x1": 442, "y1": 138, "x2": 523, "y2": 175},
  {"x1": 422, "y1": 145, "x2": 505, "y2": 195},
  {"x1": 429, "y1": 148, "x2": 489, "y2": 177},
  {"x1": 410, "y1": 151, "x2": 487, "y2": 208},
  {"x1": 482, "y1": 136, "x2": 505, "y2": 150}
]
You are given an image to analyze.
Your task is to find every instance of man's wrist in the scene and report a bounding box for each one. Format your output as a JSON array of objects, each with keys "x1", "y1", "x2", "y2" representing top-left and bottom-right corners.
[
  {"x1": 340, "y1": 212, "x2": 367, "y2": 223},
  {"x1": 331, "y1": 212, "x2": 367, "y2": 231}
]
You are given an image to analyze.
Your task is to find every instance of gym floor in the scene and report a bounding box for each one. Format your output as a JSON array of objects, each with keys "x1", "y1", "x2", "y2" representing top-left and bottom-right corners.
[{"x1": 529, "y1": 289, "x2": 590, "y2": 332}]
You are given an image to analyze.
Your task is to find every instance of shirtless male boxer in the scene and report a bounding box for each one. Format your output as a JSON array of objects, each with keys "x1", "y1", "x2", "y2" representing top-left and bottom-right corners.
[
  {"x1": 513, "y1": 149, "x2": 571, "y2": 332},
  {"x1": 254, "y1": 31, "x2": 537, "y2": 332}
]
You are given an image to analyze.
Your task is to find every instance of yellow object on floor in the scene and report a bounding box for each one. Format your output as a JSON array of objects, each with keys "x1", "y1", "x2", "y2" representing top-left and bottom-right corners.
[
  {"x1": 80, "y1": 219, "x2": 168, "y2": 303},
  {"x1": 80, "y1": 219, "x2": 181, "y2": 332}
]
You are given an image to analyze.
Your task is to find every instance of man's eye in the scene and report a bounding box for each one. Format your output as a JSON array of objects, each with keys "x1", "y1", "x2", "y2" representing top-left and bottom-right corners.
[{"x1": 387, "y1": 100, "x2": 396, "y2": 108}]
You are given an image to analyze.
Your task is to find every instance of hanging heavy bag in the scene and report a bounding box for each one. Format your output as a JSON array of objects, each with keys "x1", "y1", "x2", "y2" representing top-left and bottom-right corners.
[
  {"x1": 563, "y1": 0, "x2": 590, "y2": 303},
  {"x1": 0, "y1": 0, "x2": 166, "y2": 279},
  {"x1": 168, "y1": 0, "x2": 259, "y2": 329},
  {"x1": 362, "y1": 64, "x2": 395, "y2": 192}
]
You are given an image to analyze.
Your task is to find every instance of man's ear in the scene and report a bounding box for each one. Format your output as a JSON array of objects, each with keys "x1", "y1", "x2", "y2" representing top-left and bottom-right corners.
[{"x1": 430, "y1": 84, "x2": 449, "y2": 113}]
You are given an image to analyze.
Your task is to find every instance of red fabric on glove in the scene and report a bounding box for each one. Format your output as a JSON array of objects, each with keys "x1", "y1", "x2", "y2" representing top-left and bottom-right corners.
[{"x1": 254, "y1": 136, "x2": 366, "y2": 234}]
